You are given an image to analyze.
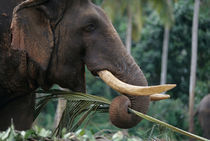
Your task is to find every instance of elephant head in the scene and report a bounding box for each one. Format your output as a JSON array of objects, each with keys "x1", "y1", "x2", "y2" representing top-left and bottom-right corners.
[{"x1": 11, "y1": 0, "x2": 174, "y2": 128}]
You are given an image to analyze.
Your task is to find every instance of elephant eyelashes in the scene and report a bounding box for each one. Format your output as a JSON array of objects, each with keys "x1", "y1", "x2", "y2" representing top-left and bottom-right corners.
[{"x1": 84, "y1": 24, "x2": 96, "y2": 32}]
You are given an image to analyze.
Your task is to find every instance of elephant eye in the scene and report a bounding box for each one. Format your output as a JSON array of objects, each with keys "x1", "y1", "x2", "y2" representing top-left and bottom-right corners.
[{"x1": 84, "y1": 24, "x2": 96, "y2": 32}]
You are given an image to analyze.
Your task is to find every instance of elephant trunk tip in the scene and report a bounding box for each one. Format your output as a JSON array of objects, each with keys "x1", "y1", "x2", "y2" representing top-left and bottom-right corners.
[{"x1": 109, "y1": 95, "x2": 142, "y2": 129}]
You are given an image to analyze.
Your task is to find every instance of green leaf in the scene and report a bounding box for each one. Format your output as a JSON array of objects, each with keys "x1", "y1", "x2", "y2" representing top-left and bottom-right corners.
[
  {"x1": 35, "y1": 89, "x2": 111, "y2": 136},
  {"x1": 1, "y1": 128, "x2": 11, "y2": 140},
  {"x1": 129, "y1": 108, "x2": 208, "y2": 141}
]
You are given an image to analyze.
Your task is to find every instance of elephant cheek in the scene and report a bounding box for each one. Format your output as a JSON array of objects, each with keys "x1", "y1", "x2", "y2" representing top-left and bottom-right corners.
[{"x1": 109, "y1": 95, "x2": 140, "y2": 128}]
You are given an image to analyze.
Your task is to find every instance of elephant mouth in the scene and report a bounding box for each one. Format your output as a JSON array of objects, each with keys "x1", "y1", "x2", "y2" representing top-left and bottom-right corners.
[{"x1": 97, "y1": 70, "x2": 176, "y2": 101}]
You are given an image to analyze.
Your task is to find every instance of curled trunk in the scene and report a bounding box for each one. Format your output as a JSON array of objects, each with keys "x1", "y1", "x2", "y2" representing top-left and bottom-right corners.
[{"x1": 107, "y1": 60, "x2": 149, "y2": 128}]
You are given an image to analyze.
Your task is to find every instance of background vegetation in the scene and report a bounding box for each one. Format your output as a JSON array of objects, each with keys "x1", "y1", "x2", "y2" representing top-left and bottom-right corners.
[{"x1": 35, "y1": 0, "x2": 210, "y2": 140}]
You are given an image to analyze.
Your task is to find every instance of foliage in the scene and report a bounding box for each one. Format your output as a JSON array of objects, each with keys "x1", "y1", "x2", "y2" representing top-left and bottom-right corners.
[
  {"x1": 102, "y1": 0, "x2": 143, "y2": 41},
  {"x1": 128, "y1": 99, "x2": 187, "y2": 140},
  {"x1": 35, "y1": 89, "x2": 110, "y2": 136},
  {"x1": 34, "y1": 100, "x2": 57, "y2": 129},
  {"x1": 102, "y1": 0, "x2": 175, "y2": 41},
  {"x1": 2, "y1": 91, "x2": 208, "y2": 140},
  {"x1": 0, "y1": 126, "x2": 175, "y2": 141},
  {"x1": 0, "y1": 125, "x2": 52, "y2": 141},
  {"x1": 130, "y1": 0, "x2": 210, "y2": 104},
  {"x1": 50, "y1": 90, "x2": 210, "y2": 139}
]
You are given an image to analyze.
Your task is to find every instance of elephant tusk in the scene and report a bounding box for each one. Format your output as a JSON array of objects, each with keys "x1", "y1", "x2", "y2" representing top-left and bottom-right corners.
[
  {"x1": 150, "y1": 94, "x2": 170, "y2": 101},
  {"x1": 98, "y1": 70, "x2": 176, "y2": 96}
]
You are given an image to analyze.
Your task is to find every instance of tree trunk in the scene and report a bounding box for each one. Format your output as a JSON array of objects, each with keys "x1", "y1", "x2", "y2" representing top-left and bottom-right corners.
[
  {"x1": 126, "y1": 5, "x2": 132, "y2": 54},
  {"x1": 54, "y1": 87, "x2": 68, "y2": 128},
  {"x1": 189, "y1": 0, "x2": 200, "y2": 136},
  {"x1": 160, "y1": 25, "x2": 170, "y2": 86},
  {"x1": 54, "y1": 99, "x2": 66, "y2": 128}
]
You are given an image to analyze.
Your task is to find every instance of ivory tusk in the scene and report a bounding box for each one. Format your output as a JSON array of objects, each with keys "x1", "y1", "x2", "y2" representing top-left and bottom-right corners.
[
  {"x1": 150, "y1": 94, "x2": 170, "y2": 101},
  {"x1": 98, "y1": 70, "x2": 176, "y2": 96}
]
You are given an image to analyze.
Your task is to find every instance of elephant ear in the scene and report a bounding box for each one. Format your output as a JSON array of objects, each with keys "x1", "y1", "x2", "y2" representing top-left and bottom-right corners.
[{"x1": 10, "y1": 0, "x2": 66, "y2": 70}]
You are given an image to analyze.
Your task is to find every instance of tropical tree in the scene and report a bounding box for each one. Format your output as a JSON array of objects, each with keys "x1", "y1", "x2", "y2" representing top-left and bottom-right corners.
[
  {"x1": 103, "y1": 0, "x2": 175, "y2": 51},
  {"x1": 102, "y1": 0, "x2": 143, "y2": 54},
  {"x1": 160, "y1": 25, "x2": 170, "y2": 85},
  {"x1": 160, "y1": 0, "x2": 174, "y2": 86},
  {"x1": 125, "y1": 4, "x2": 132, "y2": 54},
  {"x1": 189, "y1": 0, "x2": 200, "y2": 134}
]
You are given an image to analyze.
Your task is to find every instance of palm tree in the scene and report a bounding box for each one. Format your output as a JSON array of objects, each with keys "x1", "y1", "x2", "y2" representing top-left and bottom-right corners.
[
  {"x1": 102, "y1": 0, "x2": 143, "y2": 54},
  {"x1": 102, "y1": 0, "x2": 174, "y2": 55},
  {"x1": 189, "y1": 0, "x2": 200, "y2": 134},
  {"x1": 160, "y1": 25, "x2": 170, "y2": 86},
  {"x1": 160, "y1": 0, "x2": 174, "y2": 86},
  {"x1": 125, "y1": 4, "x2": 132, "y2": 54}
]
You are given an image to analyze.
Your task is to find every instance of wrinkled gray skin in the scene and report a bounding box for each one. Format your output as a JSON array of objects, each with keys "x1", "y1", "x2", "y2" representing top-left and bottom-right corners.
[
  {"x1": 0, "y1": 0, "x2": 150, "y2": 130},
  {"x1": 196, "y1": 94, "x2": 210, "y2": 139}
]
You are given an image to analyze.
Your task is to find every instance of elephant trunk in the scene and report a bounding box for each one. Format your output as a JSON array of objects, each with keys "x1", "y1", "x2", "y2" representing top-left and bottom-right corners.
[
  {"x1": 109, "y1": 95, "x2": 148, "y2": 128},
  {"x1": 99, "y1": 58, "x2": 150, "y2": 128},
  {"x1": 96, "y1": 60, "x2": 175, "y2": 128}
]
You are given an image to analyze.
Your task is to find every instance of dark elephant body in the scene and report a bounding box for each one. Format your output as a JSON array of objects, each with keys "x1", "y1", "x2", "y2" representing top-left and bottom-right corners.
[
  {"x1": 196, "y1": 94, "x2": 210, "y2": 139},
  {"x1": 0, "y1": 0, "x2": 149, "y2": 130},
  {"x1": 0, "y1": 0, "x2": 35, "y2": 130}
]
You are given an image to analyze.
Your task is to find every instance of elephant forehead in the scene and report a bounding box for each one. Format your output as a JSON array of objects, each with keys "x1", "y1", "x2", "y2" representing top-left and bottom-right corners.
[{"x1": 66, "y1": 2, "x2": 109, "y2": 24}]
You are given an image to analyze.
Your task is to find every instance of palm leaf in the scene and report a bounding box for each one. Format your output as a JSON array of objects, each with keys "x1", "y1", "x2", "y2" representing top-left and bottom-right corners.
[
  {"x1": 148, "y1": 0, "x2": 175, "y2": 27},
  {"x1": 131, "y1": 0, "x2": 143, "y2": 41},
  {"x1": 129, "y1": 108, "x2": 207, "y2": 141},
  {"x1": 35, "y1": 89, "x2": 110, "y2": 136},
  {"x1": 35, "y1": 89, "x2": 207, "y2": 140}
]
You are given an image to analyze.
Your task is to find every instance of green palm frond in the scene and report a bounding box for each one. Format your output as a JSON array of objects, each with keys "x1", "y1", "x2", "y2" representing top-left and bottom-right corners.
[
  {"x1": 149, "y1": 0, "x2": 175, "y2": 27},
  {"x1": 131, "y1": 0, "x2": 143, "y2": 41},
  {"x1": 35, "y1": 90, "x2": 110, "y2": 136},
  {"x1": 102, "y1": 0, "x2": 122, "y2": 20},
  {"x1": 35, "y1": 90, "x2": 110, "y2": 106},
  {"x1": 56, "y1": 101, "x2": 102, "y2": 134},
  {"x1": 35, "y1": 89, "x2": 207, "y2": 140},
  {"x1": 129, "y1": 108, "x2": 207, "y2": 141}
]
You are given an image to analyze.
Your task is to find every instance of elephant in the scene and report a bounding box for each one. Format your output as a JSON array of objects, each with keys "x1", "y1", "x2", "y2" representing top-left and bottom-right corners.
[
  {"x1": 196, "y1": 94, "x2": 210, "y2": 139},
  {"x1": 0, "y1": 0, "x2": 175, "y2": 130}
]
